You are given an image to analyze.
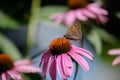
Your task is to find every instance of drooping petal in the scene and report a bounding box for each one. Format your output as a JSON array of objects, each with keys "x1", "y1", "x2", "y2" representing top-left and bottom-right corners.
[
  {"x1": 64, "y1": 10, "x2": 76, "y2": 26},
  {"x1": 71, "y1": 44, "x2": 94, "y2": 61},
  {"x1": 87, "y1": 5, "x2": 108, "y2": 16},
  {"x1": 82, "y1": 9, "x2": 96, "y2": 19},
  {"x1": 108, "y1": 49, "x2": 120, "y2": 55},
  {"x1": 112, "y1": 56, "x2": 120, "y2": 66},
  {"x1": 50, "y1": 12, "x2": 64, "y2": 20},
  {"x1": 68, "y1": 51, "x2": 89, "y2": 71},
  {"x1": 50, "y1": 13, "x2": 65, "y2": 24},
  {"x1": 97, "y1": 15, "x2": 108, "y2": 24},
  {"x1": 14, "y1": 59, "x2": 33, "y2": 67},
  {"x1": 14, "y1": 65, "x2": 40, "y2": 73},
  {"x1": 39, "y1": 49, "x2": 51, "y2": 66},
  {"x1": 62, "y1": 54, "x2": 73, "y2": 77},
  {"x1": 87, "y1": 2, "x2": 102, "y2": 8},
  {"x1": 41, "y1": 55, "x2": 50, "y2": 78},
  {"x1": 57, "y1": 55, "x2": 67, "y2": 79},
  {"x1": 75, "y1": 9, "x2": 88, "y2": 21},
  {"x1": 7, "y1": 70, "x2": 22, "y2": 80},
  {"x1": 41, "y1": 49, "x2": 51, "y2": 60},
  {"x1": 49, "y1": 56, "x2": 56, "y2": 80},
  {"x1": 57, "y1": 54, "x2": 73, "y2": 79},
  {"x1": 1, "y1": 73, "x2": 8, "y2": 80}
]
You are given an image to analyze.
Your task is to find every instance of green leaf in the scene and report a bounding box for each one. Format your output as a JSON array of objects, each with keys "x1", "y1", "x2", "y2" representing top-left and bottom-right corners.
[
  {"x1": 95, "y1": 27, "x2": 119, "y2": 45},
  {"x1": 0, "y1": 11, "x2": 20, "y2": 28},
  {"x1": 39, "y1": 6, "x2": 68, "y2": 20},
  {"x1": 0, "y1": 32, "x2": 22, "y2": 60},
  {"x1": 21, "y1": 74, "x2": 31, "y2": 80},
  {"x1": 25, "y1": 73, "x2": 44, "y2": 80},
  {"x1": 87, "y1": 29, "x2": 102, "y2": 55},
  {"x1": 115, "y1": 11, "x2": 120, "y2": 19}
]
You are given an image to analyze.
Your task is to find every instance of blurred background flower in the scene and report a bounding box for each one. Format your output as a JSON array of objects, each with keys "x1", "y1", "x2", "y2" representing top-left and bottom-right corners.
[
  {"x1": 108, "y1": 48, "x2": 120, "y2": 66},
  {"x1": 0, "y1": 54, "x2": 40, "y2": 80},
  {"x1": 50, "y1": 1, "x2": 108, "y2": 26}
]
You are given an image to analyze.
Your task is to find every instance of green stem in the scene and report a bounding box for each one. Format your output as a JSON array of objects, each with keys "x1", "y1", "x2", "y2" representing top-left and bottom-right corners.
[{"x1": 26, "y1": 0, "x2": 41, "y2": 56}]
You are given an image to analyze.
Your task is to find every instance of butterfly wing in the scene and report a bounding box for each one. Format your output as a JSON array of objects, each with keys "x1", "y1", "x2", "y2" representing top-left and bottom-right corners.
[{"x1": 64, "y1": 23, "x2": 82, "y2": 41}]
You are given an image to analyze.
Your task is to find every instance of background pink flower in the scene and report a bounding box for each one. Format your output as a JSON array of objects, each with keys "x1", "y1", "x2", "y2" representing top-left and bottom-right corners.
[
  {"x1": 0, "y1": 54, "x2": 40, "y2": 80},
  {"x1": 50, "y1": 2, "x2": 108, "y2": 26},
  {"x1": 108, "y1": 48, "x2": 120, "y2": 66}
]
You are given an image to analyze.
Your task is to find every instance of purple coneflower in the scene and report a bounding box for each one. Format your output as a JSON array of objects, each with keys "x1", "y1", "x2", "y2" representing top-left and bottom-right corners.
[
  {"x1": 108, "y1": 48, "x2": 120, "y2": 66},
  {"x1": 0, "y1": 54, "x2": 40, "y2": 80},
  {"x1": 50, "y1": 2, "x2": 108, "y2": 26},
  {"x1": 40, "y1": 37, "x2": 94, "y2": 80}
]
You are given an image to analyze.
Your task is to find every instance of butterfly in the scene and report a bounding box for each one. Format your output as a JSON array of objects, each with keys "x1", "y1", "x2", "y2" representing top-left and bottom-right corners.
[{"x1": 64, "y1": 23, "x2": 82, "y2": 41}]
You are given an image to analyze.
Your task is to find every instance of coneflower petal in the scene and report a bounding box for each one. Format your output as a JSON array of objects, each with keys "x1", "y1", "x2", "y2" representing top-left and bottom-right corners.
[
  {"x1": 7, "y1": 70, "x2": 22, "y2": 80},
  {"x1": 82, "y1": 9, "x2": 96, "y2": 19},
  {"x1": 68, "y1": 52, "x2": 89, "y2": 72},
  {"x1": 75, "y1": 9, "x2": 88, "y2": 21},
  {"x1": 42, "y1": 56, "x2": 50, "y2": 78},
  {"x1": 39, "y1": 49, "x2": 51, "y2": 66},
  {"x1": 112, "y1": 56, "x2": 120, "y2": 66},
  {"x1": 2, "y1": 73, "x2": 8, "y2": 80},
  {"x1": 14, "y1": 59, "x2": 33, "y2": 66},
  {"x1": 108, "y1": 49, "x2": 120, "y2": 55},
  {"x1": 61, "y1": 54, "x2": 73, "y2": 77},
  {"x1": 57, "y1": 54, "x2": 73, "y2": 79},
  {"x1": 14, "y1": 65, "x2": 40, "y2": 73},
  {"x1": 49, "y1": 56, "x2": 56, "y2": 80},
  {"x1": 64, "y1": 10, "x2": 76, "y2": 26},
  {"x1": 71, "y1": 44, "x2": 93, "y2": 61}
]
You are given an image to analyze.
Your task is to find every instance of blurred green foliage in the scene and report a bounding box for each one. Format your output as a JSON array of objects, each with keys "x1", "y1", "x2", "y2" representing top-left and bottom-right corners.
[
  {"x1": 0, "y1": 32, "x2": 22, "y2": 60},
  {"x1": 39, "y1": 6, "x2": 68, "y2": 20},
  {"x1": 0, "y1": 11, "x2": 20, "y2": 28}
]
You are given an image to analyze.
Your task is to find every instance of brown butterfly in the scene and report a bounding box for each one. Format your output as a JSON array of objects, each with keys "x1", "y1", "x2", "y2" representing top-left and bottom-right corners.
[{"x1": 64, "y1": 23, "x2": 82, "y2": 41}]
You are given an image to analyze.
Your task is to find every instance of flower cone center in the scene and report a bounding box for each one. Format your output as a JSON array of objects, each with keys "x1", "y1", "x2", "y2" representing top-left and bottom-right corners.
[
  {"x1": 49, "y1": 38, "x2": 71, "y2": 55},
  {"x1": 0, "y1": 54, "x2": 14, "y2": 75},
  {"x1": 68, "y1": 0, "x2": 89, "y2": 9}
]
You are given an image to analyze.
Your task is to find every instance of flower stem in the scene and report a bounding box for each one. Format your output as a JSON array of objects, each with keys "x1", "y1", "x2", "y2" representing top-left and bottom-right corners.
[
  {"x1": 74, "y1": 62, "x2": 78, "y2": 80},
  {"x1": 26, "y1": 0, "x2": 41, "y2": 55}
]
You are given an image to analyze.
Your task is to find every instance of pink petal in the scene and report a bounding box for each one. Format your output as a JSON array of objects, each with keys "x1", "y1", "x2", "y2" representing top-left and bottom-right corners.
[
  {"x1": 112, "y1": 56, "x2": 120, "y2": 66},
  {"x1": 49, "y1": 56, "x2": 56, "y2": 80},
  {"x1": 70, "y1": 46, "x2": 93, "y2": 61},
  {"x1": 41, "y1": 49, "x2": 51, "y2": 60},
  {"x1": 71, "y1": 44, "x2": 94, "y2": 61},
  {"x1": 57, "y1": 54, "x2": 73, "y2": 79},
  {"x1": 64, "y1": 10, "x2": 76, "y2": 26},
  {"x1": 2, "y1": 73, "x2": 8, "y2": 80},
  {"x1": 50, "y1": 13, "x2": 64, "y2": 24},
  {"x1": 39, "y1": 50, "x2": 51, "y2": 78},
  {"x1": 108, "y1": 49, "x2": 120, "y2": 55},
  {"x1": 50, "y1": 12, "x2": 64, "y2": 20},
  {"x1": 7, "y1": 70, "x2": 22, "y2": 80},
  {"x1": 75, "y1": 9, "x2": 88, "y2": 21},
  {"x1": 57, "y1": 55, "x2": 67, "y2": 79},
  {"x1": 41, "y1": 55, "x2": 50, "y2": 78},
  {"x1": 14, "y1": 59, "x2": 33, "y2": 67},
  {"x1": 87, "y1": 2, "x2": 102, "y2": 8},
  {"x1": 82, "y1": 9, "x2": 96, "y2": 19},
  {"x1": 97, "y1": 9, "x2": 108, "y2": 15},
  {"x1": 97, "y1": 15, "x2": 108, "y2": 24},
  {"x1": 68, "y1": 51, "x2": 89, "y2": 71},
  {"x1": 14, "y1": 65, "x2": 40, "y2": 73},
  {"x1": 87, "y1": 5, "x2": 108, "y2": 15},
  {"x1": 39, "y1": 49, "x2": 51, "y2": 66}
]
